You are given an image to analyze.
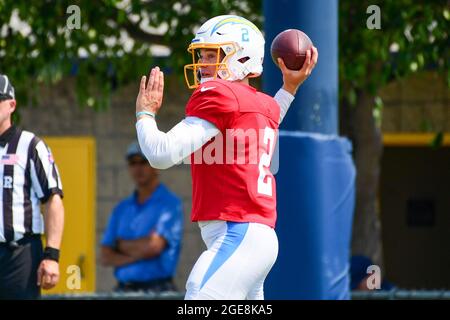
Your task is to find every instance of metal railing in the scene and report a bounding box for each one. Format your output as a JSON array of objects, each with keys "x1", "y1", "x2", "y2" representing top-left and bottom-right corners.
[
  {"x1": 42, "y1": 291, "x2": 185, "y2": 300},
  {"x1": 351, "y1": 289, "x2": 450, "y2": 300},
  {"x1": 41, "y1": 289, "x2": 450, "y2": 300}
]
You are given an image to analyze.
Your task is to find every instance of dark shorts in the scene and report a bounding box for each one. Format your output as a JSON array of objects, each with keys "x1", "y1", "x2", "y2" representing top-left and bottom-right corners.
[
  {"x1": 0, "y1": 235, "x2": 42, "y2": 300},
  {"x1": 116, "y1": 277, "x2": 177, "y2": 293}
]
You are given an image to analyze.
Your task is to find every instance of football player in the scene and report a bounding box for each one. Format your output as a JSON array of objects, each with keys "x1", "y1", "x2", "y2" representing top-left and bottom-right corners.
[{"x1": 135, "y1": 15, "x2": 318, "y2": 299}]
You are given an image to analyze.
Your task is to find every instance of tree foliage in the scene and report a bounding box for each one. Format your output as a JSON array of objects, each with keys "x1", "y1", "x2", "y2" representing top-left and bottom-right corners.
[
  {"x1": 1, "y1": 0, "x2": 447, "y2": 110},
  {"x1": 0, "y1": 0, "x2": 262, "y2": 109},
  {"x1": 340, "y1": 0, "x2": 449, "y2": 109}
]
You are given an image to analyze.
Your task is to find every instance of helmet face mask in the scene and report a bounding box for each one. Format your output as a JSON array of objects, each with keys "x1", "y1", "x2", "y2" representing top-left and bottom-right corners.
[
  {"x1": 184, "y1": 43, "x2": 236, "y2": 89},
  {"x1": 184, "y1": 15, "x2": 265, "y2": 89}
]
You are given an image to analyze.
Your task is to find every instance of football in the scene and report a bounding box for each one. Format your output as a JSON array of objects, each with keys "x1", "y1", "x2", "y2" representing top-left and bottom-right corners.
[{"x1": 270, "y1": 29, "x2": 313, "y2": 70}]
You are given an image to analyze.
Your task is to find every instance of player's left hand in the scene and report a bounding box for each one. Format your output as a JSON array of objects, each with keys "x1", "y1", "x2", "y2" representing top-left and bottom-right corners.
[
  {"x1": 37, "y1": 259, "x2": 60, "y2": 290},
  {"x1": 279, "y1": 46, "x2": 318, "y2": 96},
  {"x1": 136, "y1": 66, "x2": 164, "y2": 115}
]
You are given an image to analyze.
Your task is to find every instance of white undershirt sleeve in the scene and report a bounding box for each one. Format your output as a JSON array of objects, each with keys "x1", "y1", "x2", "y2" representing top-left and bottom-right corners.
[
  {"x1": 274, "y1": 88, "x2": 295, "y2": 124},
  {"x1": 136, "y1": 116, "x2": 220, "y2": 170}
]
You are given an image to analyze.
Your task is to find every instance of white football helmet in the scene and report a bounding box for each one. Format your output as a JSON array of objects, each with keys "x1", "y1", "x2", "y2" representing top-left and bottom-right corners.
[{"x1": 184, "y1": 15, "x2": 265, "y2": 89}]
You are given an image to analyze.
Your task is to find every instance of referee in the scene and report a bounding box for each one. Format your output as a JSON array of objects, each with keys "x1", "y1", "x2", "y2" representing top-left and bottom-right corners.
[{"x1": 0, "y1": 74, "x2": 65, "y2": 299}]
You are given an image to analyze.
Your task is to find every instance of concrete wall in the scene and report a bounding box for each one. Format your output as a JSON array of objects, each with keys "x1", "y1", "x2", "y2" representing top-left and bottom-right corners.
[
  {"x1": 19, "y1": 76, "x2": 204, "y2": 292},
  {"x1": 380, "y1": 72, "x2": 449, "y2": 133}
]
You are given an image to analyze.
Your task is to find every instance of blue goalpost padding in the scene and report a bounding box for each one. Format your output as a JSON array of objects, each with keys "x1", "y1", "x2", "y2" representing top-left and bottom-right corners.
[
  {"x1": 266, "y1": 132, "x2": 355, "y2": 299},
  {"x1": 263, "y1": 0, "x2": 356, "y2": 299}
]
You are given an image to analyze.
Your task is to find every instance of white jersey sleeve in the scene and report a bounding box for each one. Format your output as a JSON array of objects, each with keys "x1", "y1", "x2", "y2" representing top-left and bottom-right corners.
[
  {"x1": 274, "y1": 88, "x2": 295, "y2": 123},
  {"x1": 136, "y1": 116, "x2": 219, "y2": 170}
]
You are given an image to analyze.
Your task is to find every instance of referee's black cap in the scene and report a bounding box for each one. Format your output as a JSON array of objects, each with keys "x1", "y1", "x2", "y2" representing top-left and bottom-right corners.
[{"x1": 0, "y1": 74, "x2": 15, "y2": 100}]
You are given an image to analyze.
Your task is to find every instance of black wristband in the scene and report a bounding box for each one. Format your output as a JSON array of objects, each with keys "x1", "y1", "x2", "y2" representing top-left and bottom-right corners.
[{"x1": 43, "y1": 247, "x2": 60, "y2": 262}]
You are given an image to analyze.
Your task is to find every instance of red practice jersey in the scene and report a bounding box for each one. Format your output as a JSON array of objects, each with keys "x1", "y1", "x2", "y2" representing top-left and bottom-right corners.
[{"x1": 185, "y1": 79, "x2": 280, "y2": 228}]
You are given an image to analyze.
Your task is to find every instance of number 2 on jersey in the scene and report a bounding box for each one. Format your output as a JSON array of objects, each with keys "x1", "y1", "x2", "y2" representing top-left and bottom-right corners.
[{"x1": 257, "y1": 127, "x2": 275, "y2": 196}]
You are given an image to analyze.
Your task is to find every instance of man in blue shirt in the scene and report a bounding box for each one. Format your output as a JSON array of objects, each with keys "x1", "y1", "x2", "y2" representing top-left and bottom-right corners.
[{"x1": 101, "y1": 141, "x2": 183, "y2": 292}]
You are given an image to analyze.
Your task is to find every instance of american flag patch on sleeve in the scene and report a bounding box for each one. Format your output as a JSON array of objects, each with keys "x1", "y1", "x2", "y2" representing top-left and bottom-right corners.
[{"x1": 1, "y1": 154, "x2": 19, "y2": 165}]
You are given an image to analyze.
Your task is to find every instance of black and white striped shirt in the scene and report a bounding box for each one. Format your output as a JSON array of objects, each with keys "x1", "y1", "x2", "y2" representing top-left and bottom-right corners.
[{"x1": 0, "y1": 126, "x2": 63, "y2": 243}]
